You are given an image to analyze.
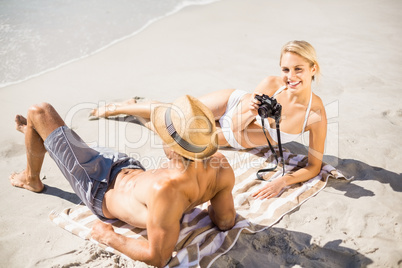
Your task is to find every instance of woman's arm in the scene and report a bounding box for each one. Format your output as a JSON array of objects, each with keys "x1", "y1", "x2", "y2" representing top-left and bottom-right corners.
[
  {"x1": 252, "y1": 97, "x2": 327, "y2": 199},
  {"x1": 231, "y1": 76, "x2": 281, "y2": 132}
]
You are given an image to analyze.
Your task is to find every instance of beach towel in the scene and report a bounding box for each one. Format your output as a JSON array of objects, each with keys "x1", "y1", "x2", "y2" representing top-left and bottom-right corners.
[{"x1": 49, "y1": 147, "x2": 346, "y2": 267}]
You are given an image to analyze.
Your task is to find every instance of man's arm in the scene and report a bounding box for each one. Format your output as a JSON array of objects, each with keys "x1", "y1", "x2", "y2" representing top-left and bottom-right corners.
[
  {"x1": 208, "y1": 155, "x2": 236, "y2": 230},
  {"x1": 91, "y1": 180, "x2": 187, "y2": 268}
]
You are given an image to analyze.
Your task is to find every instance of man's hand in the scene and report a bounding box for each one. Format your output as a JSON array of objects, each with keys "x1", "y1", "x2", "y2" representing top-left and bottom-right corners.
[{"x1": 91, "y1": 220, "x2": 114, "y2": 244}]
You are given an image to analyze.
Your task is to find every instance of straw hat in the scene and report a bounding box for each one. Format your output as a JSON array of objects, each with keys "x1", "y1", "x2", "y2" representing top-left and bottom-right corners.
[{"x1": 151, "y1": 95, "x2": 218, "y2": 160}]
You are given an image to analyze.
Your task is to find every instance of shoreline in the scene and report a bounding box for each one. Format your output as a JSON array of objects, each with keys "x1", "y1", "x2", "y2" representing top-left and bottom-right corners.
[{"x1": 0, "y1": 0, "x2": 221, "y2": 89}]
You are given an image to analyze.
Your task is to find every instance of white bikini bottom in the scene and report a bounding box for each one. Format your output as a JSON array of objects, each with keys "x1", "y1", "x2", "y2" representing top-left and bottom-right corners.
[{"x1": 218, "y1": 90, "x2": 248, "y2": 149}]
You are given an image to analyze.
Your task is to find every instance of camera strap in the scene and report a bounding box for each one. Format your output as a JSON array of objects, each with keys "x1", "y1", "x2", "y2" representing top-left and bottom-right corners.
[
  {"x1": 256, "y1": 117, "x2": 285, "y2": 180},
  {"x1": 275, "y1": 118, "x2": 285, "y2": 175}
]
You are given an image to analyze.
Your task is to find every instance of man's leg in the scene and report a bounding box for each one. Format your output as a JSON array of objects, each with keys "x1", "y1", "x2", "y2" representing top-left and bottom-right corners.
[{"x1": 9, "y1": 103, "x2": 65, "y2": 192}]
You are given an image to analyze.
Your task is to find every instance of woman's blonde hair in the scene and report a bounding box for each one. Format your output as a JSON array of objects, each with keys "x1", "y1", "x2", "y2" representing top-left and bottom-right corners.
[{"x1": 280, "y1": 40, "x2": 320, "y2": 81}]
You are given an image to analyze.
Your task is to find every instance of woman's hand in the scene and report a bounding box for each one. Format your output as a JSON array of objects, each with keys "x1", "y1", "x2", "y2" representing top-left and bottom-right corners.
[
  {"x1": 249, "y1": 92, "x2": 263, "y2": 116},
  {"x1": 90, "y1": 220, "x2": 115, "y2": 244},
  {"x1": 251, "y1": 177, "x2": 287, "y2": 199}
]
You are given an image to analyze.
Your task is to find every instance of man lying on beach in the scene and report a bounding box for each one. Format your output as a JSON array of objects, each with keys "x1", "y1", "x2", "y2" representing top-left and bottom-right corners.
[{"x1": 9, "y1": 95, "x2": 236, "y2": 267}]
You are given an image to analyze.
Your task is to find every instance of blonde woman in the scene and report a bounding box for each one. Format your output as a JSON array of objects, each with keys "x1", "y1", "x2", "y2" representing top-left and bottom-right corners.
[{"x1": 91, "y1": 40, "x2": 327, "y2": 200}]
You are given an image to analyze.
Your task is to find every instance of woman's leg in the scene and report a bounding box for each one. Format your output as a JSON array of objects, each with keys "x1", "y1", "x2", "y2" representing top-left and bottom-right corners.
[
  {"x1": 91, "y1": 99, "x2": 168, "y2": 132},
  {"x1": 91, "y1": 90, "x2": 236, "y2": 120},
  {"x1": 197, "y1": 89, "x2": 238, "y2": 147},
  {"x1": 90, "y1": 98, "x2": 162, "y2": 119},
  {"x1": 197, "y1": 89, "x2": 236, "y2": 120},
  {"x1": 239, "y1": 121, "x2": 276, "y2": 148},
  {"x1": 90, "y1": 90, "x2": 238, "y2": 145}
]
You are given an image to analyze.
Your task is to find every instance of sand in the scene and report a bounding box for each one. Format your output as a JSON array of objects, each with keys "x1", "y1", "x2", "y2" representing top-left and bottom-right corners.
[{"x1": 1, "y1": 0, "x2": 401, "y2": 267}]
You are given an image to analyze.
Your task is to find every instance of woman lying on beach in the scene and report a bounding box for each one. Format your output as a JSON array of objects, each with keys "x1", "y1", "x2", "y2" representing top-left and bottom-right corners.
[{"x1": 90, "y1": 40, "x2": 327, "y2": 200}]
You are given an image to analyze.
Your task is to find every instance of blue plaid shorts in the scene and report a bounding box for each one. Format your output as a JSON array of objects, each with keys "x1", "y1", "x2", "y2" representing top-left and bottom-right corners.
[{"x1": 44, "y1": 126, "x2": 145, "y2": 219}]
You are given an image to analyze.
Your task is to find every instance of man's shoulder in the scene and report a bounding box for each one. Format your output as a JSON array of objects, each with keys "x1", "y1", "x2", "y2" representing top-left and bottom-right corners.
[
  {"x1": 205, "y1": 152, "x2": 230, "y2": 168},
  {"x1": 205, "y1": 152, "x2": 235, "y2": 188},
  {"x1": 149, "y1": 174, "x2": 187, "y2": 203},
  {"x1": 150, "y1": 168, "x2": 194, "y2": 194}
]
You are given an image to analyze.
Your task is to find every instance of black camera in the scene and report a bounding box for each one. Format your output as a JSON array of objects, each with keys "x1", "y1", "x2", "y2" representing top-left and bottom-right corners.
[
  {"x1": 254, "y1": 94, "x2": 285, "y2": 178},
  {"x1": 255, "y1": 94, "x2": 282, "y2": 120}
]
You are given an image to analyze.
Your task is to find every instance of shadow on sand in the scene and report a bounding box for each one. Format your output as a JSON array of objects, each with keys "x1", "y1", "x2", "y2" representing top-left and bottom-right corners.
[
  {"x1": 40, "y1": 184, "x2": 81, "y2": 205},
  {"x1": 285, "y1": 142, "x2": 402, "y2": 198},
  {"x1": 214, "y1": 141, "x2": 402, "y2": 267},
  {"x1": 212, "y1": 226, "x2": 373, "y2": 268}
]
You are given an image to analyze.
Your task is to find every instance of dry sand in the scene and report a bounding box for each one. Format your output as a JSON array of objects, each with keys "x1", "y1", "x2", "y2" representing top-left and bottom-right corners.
[{"x1": 1, "y1": 0, "x2": 401, "y2": 267}]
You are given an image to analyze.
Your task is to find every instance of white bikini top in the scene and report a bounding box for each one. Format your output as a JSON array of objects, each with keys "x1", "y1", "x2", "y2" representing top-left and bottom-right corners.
[{"x1": 255, "y1": 85, "x2": 312, "y2": 144}]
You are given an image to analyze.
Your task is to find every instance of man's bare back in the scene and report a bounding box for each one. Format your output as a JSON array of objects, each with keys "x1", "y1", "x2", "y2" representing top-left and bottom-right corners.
[
  {"x1": 103, "y1": 151, "x2": 235, "y2": 230},
  {"x1": 91, "y1": 149, "x2": 235, "y2": 267}
]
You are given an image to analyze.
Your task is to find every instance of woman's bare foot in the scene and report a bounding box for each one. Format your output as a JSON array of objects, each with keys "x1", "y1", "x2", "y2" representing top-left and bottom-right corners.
[
  {"x1": 9, "y1": 170, "x2": 44, "y2": 193},
  {"x1": 90, "y1": 97, "x2": 139, "y2": 119},
  {"x1": 15, "y1": 115, "x2": 28, "y2": 134}
]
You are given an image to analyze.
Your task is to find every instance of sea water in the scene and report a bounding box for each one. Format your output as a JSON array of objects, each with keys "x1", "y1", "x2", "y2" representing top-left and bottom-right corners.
[{"x1": 0, "y1": 0, "x2": 219, "y2": 88}]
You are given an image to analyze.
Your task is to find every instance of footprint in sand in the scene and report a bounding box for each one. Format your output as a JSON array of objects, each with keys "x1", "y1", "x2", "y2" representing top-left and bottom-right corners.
[{"x1": 381, "y1": 109, "x2": 402, "y2": 126}]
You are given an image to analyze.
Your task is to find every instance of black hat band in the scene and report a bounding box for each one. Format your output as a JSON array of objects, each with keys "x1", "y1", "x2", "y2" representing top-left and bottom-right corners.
[{"x1": 165, "y1": 107, "x2": 207, "y2": 153}]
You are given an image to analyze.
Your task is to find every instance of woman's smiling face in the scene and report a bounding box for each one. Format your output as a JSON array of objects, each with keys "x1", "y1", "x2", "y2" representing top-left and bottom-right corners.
[{"x1": 280, "y1": 52, "x2": 316, "y2": 91}]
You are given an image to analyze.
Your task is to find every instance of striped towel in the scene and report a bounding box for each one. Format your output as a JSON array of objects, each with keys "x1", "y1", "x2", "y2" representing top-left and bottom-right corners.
[{"x1": 49, "y1": 147, "x2": 345, "y2": 267}]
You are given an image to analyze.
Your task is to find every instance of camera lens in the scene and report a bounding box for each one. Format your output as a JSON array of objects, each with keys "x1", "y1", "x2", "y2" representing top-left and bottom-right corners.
[{"x1": 258, "y1": 105, "x2": 270, "y2": 118}]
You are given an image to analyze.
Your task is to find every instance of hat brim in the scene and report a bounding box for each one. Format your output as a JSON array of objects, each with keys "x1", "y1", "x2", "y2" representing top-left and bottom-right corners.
[{"x1": 151, "y1": 101, "x2": 218, "y2": 161}]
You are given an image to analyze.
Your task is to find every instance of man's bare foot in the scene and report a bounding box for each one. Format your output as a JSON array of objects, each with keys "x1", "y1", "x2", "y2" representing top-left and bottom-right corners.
[
  {"x1": 89, "y1": 98, "x2": 138, "y2": 119},
  {"x1": 9, "y1": 170, "x2": 44, "y2": 193},
  {"x1": 15, "y1": 115, "x2": 27, "y2": 134}
]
